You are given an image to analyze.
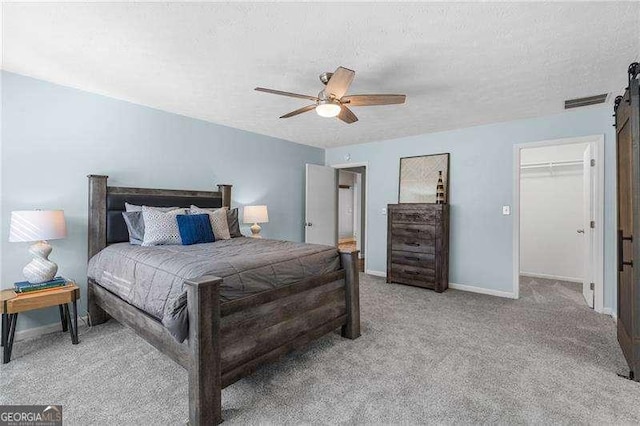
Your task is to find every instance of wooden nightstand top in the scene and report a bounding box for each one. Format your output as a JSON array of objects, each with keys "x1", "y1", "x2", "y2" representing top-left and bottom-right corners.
[{"x1": 1, "y1": 283, "x2": 79, "y2": 315}]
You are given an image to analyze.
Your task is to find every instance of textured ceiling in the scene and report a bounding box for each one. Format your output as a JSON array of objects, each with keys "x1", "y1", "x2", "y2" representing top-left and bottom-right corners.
[{"x1": 2, "y1": 2, "x2": 639, "y2": 148}]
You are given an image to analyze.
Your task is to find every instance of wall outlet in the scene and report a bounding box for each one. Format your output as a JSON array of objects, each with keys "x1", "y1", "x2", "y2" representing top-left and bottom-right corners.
[
  {"x1": 381, "y1": 208, "x2": 387, "y2": 216},
  {"x1": 502, "y1": 205, "x2": 510, "y2": 215}
]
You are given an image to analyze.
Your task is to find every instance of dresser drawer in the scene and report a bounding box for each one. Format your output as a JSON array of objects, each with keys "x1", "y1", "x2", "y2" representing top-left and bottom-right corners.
[
  {"x1": 390, "y1": 250, "x2": 435, "y2": 268},
  {"x1": 390, "y1": 223, "x2": 435, "y2": 240},
  {"x1": 390, "y1": 234, "x2": 434, "y2": 253},
  {"x1": 390, "y1": 208, "x2": 439, "y2": 224},
  {"x1": 389, "y1": 264, "x2": 435, "y2": 288}
]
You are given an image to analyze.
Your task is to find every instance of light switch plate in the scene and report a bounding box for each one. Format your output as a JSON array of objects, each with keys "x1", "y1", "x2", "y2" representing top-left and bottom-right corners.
[
  {"x1": 381, "y1": 208, "x2": 387, "y2": 215},
  {"x1": 502, "y1": 205, "x2": 510, "y2": 215}
]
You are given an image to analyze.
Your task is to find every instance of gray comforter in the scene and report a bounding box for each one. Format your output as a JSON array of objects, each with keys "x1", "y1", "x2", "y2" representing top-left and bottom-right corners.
[{"x1": 87, "y1": 238, "x2": 340, "y2": 342}]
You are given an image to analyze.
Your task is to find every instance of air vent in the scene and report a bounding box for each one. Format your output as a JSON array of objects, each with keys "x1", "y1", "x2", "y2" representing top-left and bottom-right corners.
[{"x1": 564, "y1": 94, "x2": 608, "y2": 109}]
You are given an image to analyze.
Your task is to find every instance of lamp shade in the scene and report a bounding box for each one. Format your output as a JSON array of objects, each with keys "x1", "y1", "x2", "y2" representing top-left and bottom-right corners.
[
  {"x1": 9, "y1": 210, "x2": 67, "y2": 242},
  {"x1": 243, "y1": 205, "x2": 269, "y2": 224}
]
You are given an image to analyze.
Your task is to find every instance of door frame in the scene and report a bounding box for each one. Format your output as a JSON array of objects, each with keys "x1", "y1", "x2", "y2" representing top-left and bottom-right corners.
[
  {"x1": 354, "y1": 173, "x2": 362, "y2": 253},
  {"x1": 331, "y1": 162, "x2": 369, "y2": 273},
  {"x1": 512, "y1": 135, "x2": 605, "y2": 312}
]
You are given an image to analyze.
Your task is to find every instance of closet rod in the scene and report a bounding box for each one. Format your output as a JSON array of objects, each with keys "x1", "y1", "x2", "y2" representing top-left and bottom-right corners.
[{"x1": 520, "y1": 160, "x2": 583, "y2": 169}]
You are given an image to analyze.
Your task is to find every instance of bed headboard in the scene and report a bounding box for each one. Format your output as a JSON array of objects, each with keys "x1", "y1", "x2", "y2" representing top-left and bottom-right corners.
[{"x1": 87, "y1": 175, "x2": 232, "y2": 259}]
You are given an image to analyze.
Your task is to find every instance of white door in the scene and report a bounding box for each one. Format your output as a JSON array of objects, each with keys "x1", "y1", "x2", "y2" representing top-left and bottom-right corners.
[
  {"x1": 305, "y1": 164, "x2": 337, "y2": 246},
  {"x1": 582, "y1": 145, "x2": 594, "y2": 308}
]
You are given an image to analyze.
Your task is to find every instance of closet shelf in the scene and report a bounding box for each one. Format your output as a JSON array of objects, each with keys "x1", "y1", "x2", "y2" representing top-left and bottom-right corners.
[{"x1": 520, "y1": 160, "x2": 583, "y2": 170}]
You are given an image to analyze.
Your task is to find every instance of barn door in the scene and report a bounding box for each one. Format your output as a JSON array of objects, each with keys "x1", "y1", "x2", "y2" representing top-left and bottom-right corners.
[{"x1": 615, "y1": 65, "x2": 640, "y2": 380}]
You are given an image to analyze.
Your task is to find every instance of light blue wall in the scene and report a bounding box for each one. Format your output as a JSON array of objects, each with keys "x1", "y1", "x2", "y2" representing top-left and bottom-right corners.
[
  {"x1": 1, "y1": 71, "x2": 324, "y2": 332},
  {"x1": 326, "y1": 106, "x2": 617, "y2": 311},
  {"x1": 0, "y1": 70, "x2": 619, "y2": 335}
]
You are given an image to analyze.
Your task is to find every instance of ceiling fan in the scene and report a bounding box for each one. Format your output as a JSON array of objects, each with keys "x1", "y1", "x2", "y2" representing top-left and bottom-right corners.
[{"x1": 255, "y1": 66, "x2": 406, "y2": 124}]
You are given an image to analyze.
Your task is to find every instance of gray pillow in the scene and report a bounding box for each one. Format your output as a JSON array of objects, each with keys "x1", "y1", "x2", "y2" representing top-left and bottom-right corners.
[
  {"x1": 122, "y1": 211, "x2": 145, "y2": 245},
  {"x1": 189, "y1": 205, "x2": 230, "y2": 240},
  {"x1": 227, "y1": 208, "x2": 243, "y2": 238},
  {"x1": 190, "y1": 205, "x2": 243, "y2": 238}
]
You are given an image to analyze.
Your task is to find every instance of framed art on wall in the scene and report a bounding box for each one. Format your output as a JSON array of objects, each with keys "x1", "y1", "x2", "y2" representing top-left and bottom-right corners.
[{"x1": 398, "y1": 153, "x2": 450, "y2": 203}]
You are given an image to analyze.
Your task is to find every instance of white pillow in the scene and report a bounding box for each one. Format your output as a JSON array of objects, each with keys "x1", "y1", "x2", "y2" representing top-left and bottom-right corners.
[
  {"x1": 190, "y1": 205, "x2": 231, "y2": 240},
  {"x1": 141, "y1": 207, "x2": 185, "y2": 246}
]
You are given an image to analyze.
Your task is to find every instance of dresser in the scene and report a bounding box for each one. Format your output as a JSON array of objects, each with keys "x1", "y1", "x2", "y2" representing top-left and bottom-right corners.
[{"x1": 386, "y1": 203, "x2": 449, "y2": 292}]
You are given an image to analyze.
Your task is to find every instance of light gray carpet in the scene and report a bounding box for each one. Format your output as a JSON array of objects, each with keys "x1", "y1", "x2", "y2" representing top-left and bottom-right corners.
[{"x1": 2, "y1": 274, "x2": 640, "y2": 424}]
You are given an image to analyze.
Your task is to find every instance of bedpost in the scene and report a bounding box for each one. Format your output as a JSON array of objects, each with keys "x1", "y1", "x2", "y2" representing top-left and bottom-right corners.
[
  {"x1": 339, "y1": 249, "x2": 361, "y2": 339},
  {"x1": 217, "y1": 184, "x2": 232, "y2": 208},
  {"x1": 88, "y1": 175, "x2": 108, "y2": 259},
  {"x1": 87, "y1": 175, "x2": 110, "y2": 325},
  {"x1": 185, "y1": 275, "x2": 223, "y2": 425}
]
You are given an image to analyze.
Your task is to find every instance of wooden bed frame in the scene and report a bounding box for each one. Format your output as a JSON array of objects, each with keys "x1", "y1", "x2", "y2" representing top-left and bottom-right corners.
[{"x1": 86, "y1": 175, "x2": 360, "y2": 424}]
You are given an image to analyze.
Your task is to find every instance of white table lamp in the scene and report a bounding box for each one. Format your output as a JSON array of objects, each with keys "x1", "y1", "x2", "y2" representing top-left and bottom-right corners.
[
  {"x1": 9, "y1": 210, "x2": 67, "y2": 283},
  {"x1": 243, "y1": 205, "x2": 269, "y2": 238}
]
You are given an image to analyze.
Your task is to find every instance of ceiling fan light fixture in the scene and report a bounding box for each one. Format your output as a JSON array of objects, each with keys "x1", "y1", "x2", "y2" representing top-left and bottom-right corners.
[
  {"x1": 256, "y1": 66, "x2": 406, "y2": 124},
  {"x1": 315, "y1": 101, "x2": 341, "y2": 118}
]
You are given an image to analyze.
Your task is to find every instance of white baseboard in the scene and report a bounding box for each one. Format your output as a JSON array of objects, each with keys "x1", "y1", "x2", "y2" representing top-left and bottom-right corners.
[
  {"x1": 14, "y1": 315, "x2": 88, "y2": 342},
  {"x1": 365, "y1": 270, "x2": 386, "y2": 278},
  {"x1": 365, "y1": 270, "x2": 516, "y2": 300},
  {"x1": 449, "y1": 283, "x2": 518, "y2": 299},
  {"x1": 520, "y1": 272, "x2": 582, "y2": 284},
  {"x1": 602, "y1": 308, "x2": 617, "y2": 319}
]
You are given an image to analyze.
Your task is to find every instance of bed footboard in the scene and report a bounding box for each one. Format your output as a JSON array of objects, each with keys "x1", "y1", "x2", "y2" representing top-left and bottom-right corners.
[
  {"x1": 88, "y1": 249, "x2": 360, "y2": 426},
  {"x1": 189, "y1": 248, "x2": 360, "y2": 425}
]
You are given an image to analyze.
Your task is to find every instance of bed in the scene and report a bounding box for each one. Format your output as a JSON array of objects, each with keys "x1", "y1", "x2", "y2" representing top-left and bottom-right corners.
[{"x1": 85, "y1": 175, "x2": 360, "y2": 425}]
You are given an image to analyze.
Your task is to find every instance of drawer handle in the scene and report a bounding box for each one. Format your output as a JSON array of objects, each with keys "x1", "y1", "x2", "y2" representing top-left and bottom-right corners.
[
  {"x1": 406, "y1": 242, "x2": 420, "y2": 247},
  {"x1": 397, "y1": 213, "x2": 420, "y2": 219},
  {"x1": 405, "y1": 256, "x2": 420, "y2": 261},
  {"x1": 405, "y1": 229, "x2": 421, "y2": 233},
  {"x1": 405, "y1": 271, "x2": 421, "y2": 275}
]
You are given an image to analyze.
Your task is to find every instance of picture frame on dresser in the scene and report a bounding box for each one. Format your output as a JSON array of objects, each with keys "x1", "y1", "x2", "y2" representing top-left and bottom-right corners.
[{"x1": 398, "y1": 153, "x2": 450, "y2": 204}]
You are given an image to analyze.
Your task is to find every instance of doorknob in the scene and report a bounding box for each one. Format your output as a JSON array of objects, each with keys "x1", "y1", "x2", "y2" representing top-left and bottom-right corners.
[
  {"x1": 577, "y1": 229, "x2": 585, "y2": 234},
  {"x1": 305, "y1": 222, "x2": 313, "y2": 227}
]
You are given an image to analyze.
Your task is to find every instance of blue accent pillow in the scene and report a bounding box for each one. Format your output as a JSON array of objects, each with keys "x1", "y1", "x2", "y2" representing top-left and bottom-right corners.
[{"x1": 176, "y1": 214, "x2": 215, "y2": 245}]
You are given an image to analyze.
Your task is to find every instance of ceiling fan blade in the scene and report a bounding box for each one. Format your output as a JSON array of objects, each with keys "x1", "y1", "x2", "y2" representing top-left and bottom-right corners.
[
  {"x1": 325, "y1": 67, "x2": 355, "y2": 99},
  {"x1": 280, "y1": 104, "x2": 317, "y2": 119},
  {"x1": 340, "y1": 94, "x2": 406, "y2": 106},
  {"x1": 337, "y1": 105, "x2": 358, "y2": 124},
  {"x1": 255, "y1": 87, "x2": 319, "y2": 101}
]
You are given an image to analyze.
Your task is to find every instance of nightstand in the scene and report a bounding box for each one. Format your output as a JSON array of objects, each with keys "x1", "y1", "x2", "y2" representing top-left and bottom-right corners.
[{"x1": 1, "y1": 282, "x2": 80, "y2": 363}]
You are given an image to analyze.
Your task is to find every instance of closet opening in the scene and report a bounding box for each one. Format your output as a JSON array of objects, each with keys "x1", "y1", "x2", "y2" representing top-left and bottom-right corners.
[{"x1": 513, "y1": 136, "x2": 604, "y2": 312}]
